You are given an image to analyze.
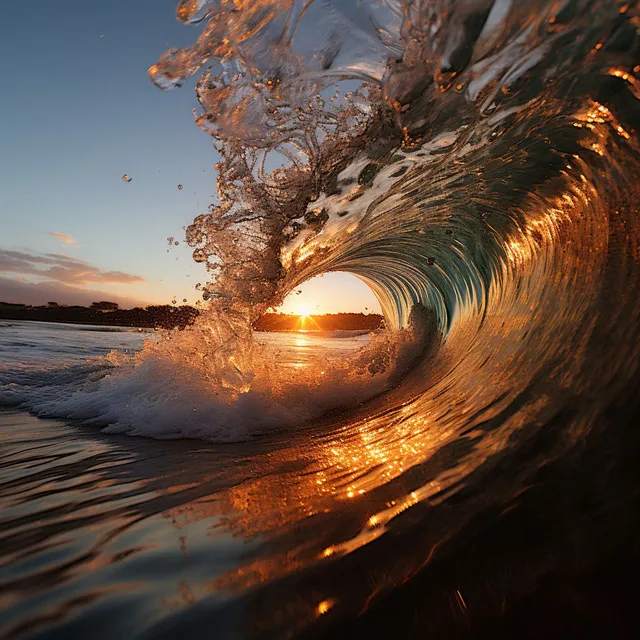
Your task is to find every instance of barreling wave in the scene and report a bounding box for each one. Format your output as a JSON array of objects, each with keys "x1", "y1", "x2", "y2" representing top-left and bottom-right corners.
[
  {"x1": 142, "y1": 0, "x2": 640, "y2": 632},
  {"x1": 147, "y1": 0, "x2": 640, "y2": 387},
  {"x1": 3, "y1": 0, "x2": 640, "y2": 636}
]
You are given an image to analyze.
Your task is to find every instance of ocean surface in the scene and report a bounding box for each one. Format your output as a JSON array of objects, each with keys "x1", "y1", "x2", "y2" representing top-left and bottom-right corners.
[
  {"x1": 0, "y1": 321, "x2": 372, "y2": 638},
  {"x1": 3, "y1": 0, "x2": 640, "y2": 637}
]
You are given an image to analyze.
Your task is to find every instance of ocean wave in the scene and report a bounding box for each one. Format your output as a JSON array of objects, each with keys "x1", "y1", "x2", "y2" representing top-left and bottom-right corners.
[
  {"x1": 3, "y1": 0, "x2": 640, "y2": 635},
  {"x1": 143, "y1": 0, "x2": 640, "y2": 631},
  {"x1": 1, "y1": 319, "x2": 431, "y2": 441}
]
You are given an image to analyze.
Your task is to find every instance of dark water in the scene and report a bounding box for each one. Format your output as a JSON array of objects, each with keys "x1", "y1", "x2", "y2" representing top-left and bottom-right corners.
[
  {"x1": 0, "y1": 407, "x2": 250, "y2": 639},
  {"x1": 3, "y1": 0, "x2": 640, "y2": 637}
]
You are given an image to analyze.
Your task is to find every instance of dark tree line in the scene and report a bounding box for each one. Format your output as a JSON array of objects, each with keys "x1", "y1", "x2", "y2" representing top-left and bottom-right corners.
[
  {"x1": 0, "y1": 302, "x2": 383, "y2": 331},
  {"x1": 0, "y1": 301, "x2": 198, "y2": 329}
]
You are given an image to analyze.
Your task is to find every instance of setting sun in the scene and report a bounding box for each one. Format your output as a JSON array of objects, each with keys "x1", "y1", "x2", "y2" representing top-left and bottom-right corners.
[{"x1": 296, "y1": 303, "x2": 312, "y2": 318}]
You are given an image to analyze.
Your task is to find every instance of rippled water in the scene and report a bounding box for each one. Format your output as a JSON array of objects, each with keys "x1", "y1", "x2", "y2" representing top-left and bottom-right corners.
[
  {"x1": 3, "y1": 0, "x2": 640, "y2": 636},
  {"x1": 0, "y1": 322, "x2": 370, "y2": 638}
]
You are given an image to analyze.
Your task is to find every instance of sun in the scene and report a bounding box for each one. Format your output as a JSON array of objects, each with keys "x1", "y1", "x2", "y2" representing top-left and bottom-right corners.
[
  {"x1": 295, "y1": 302, "x2": 320, "y2": 330},
  {"x1": 296, "y1": 302, "x2": 312, "y2": 318}
]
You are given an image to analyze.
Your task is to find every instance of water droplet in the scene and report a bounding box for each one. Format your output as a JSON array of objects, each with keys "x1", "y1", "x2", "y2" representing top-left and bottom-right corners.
[
  {"x1": 183, "y1": 298, "x2": 187, "y2": 303},
  {"x1": 178, "y1": 184, "x2": 183, "y2": 190},
  {"x1": 174, "y1": 241, "x2": 179, "y2": 246},
  {"x1": 122, "y1": 174, "x2": 132, "y2": 183}
]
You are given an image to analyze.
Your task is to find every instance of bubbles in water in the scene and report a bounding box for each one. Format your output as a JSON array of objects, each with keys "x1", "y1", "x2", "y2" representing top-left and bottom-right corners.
[
  {"x1": 167, "y1": 236, "x2": 174, "y2": 246},
  {"x1": 178, "y1": 184, "x2": 183, "y2": 190},
  {"x1": 192, "y1": 249, "x2": 207, "y2": 263},
  {"x1": 122, "y1": 174, "x2": 132, "y2": 183}
]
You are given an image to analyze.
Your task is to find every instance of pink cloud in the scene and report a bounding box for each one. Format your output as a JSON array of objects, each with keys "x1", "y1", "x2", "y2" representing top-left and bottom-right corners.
[
  {"x1": 50, "y1": 232, "x2": 77, "y2": 245},
  {"x1": 0, "y1": 249, "x2": 145, "y2": 286},
  {"x1": 0, "y1": 276, "x2": 148, "y2": 308}
]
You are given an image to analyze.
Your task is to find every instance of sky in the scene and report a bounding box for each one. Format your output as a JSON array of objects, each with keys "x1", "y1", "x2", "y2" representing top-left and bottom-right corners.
[{"x1": 0, "y1": 0, "x2": 380, "y2": 315}]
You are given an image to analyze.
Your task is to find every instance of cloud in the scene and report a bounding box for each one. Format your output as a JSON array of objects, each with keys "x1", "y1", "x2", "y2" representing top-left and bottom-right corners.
[
  {"x1": 0, "y1": 248, "x2": 145, "y2": 286},
  {"x1": 0, "y1": 276, "x2": 147, "y2": 308},
  {"x1": 50, "y1": 231, "x2": 77, "y2": 245}
]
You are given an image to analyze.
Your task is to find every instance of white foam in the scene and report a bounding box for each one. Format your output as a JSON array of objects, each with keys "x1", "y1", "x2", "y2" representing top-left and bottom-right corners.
[{"x1": 1, "y1": 324, "x2": 428, "y2": 443}]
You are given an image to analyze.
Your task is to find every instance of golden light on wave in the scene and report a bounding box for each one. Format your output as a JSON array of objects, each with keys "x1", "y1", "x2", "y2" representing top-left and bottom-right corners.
[{"x1": 316, "y1": 599, "x2": 334, "y2": 615}]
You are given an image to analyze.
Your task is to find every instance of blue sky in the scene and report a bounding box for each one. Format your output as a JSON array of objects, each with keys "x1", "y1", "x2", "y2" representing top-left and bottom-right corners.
[{"x1": 0, "y1": 0, "x2": 380, "y2": 314}]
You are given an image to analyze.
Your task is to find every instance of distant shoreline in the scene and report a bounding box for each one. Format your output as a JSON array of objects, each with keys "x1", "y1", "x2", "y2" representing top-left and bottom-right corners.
[
  {"x1": 0, "y1": 302, "x2": 198, "y2": 329},
  {"x1": 0, "y1": 302, "x2": 384, "y2": 332}
]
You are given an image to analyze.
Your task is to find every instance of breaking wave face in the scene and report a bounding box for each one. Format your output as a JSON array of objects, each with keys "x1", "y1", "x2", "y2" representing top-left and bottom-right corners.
[
  {"x1": 4, "y1": 0, "x2": 640, "y2": 635},
  {"x1": 140, "y1": 0, "x2": 640, "y2": 441},
  {"x1": 146, "y1": 0, "x2": 640, "y2": 365}
]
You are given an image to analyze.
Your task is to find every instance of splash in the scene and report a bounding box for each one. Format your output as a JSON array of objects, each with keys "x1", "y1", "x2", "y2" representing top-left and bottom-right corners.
[
  {"x1": 2, "y1": 321, "x2": 431, "y2": 441},
  {"x1": 145, "y1": 0, "x2": 413, "y2": 388}
]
